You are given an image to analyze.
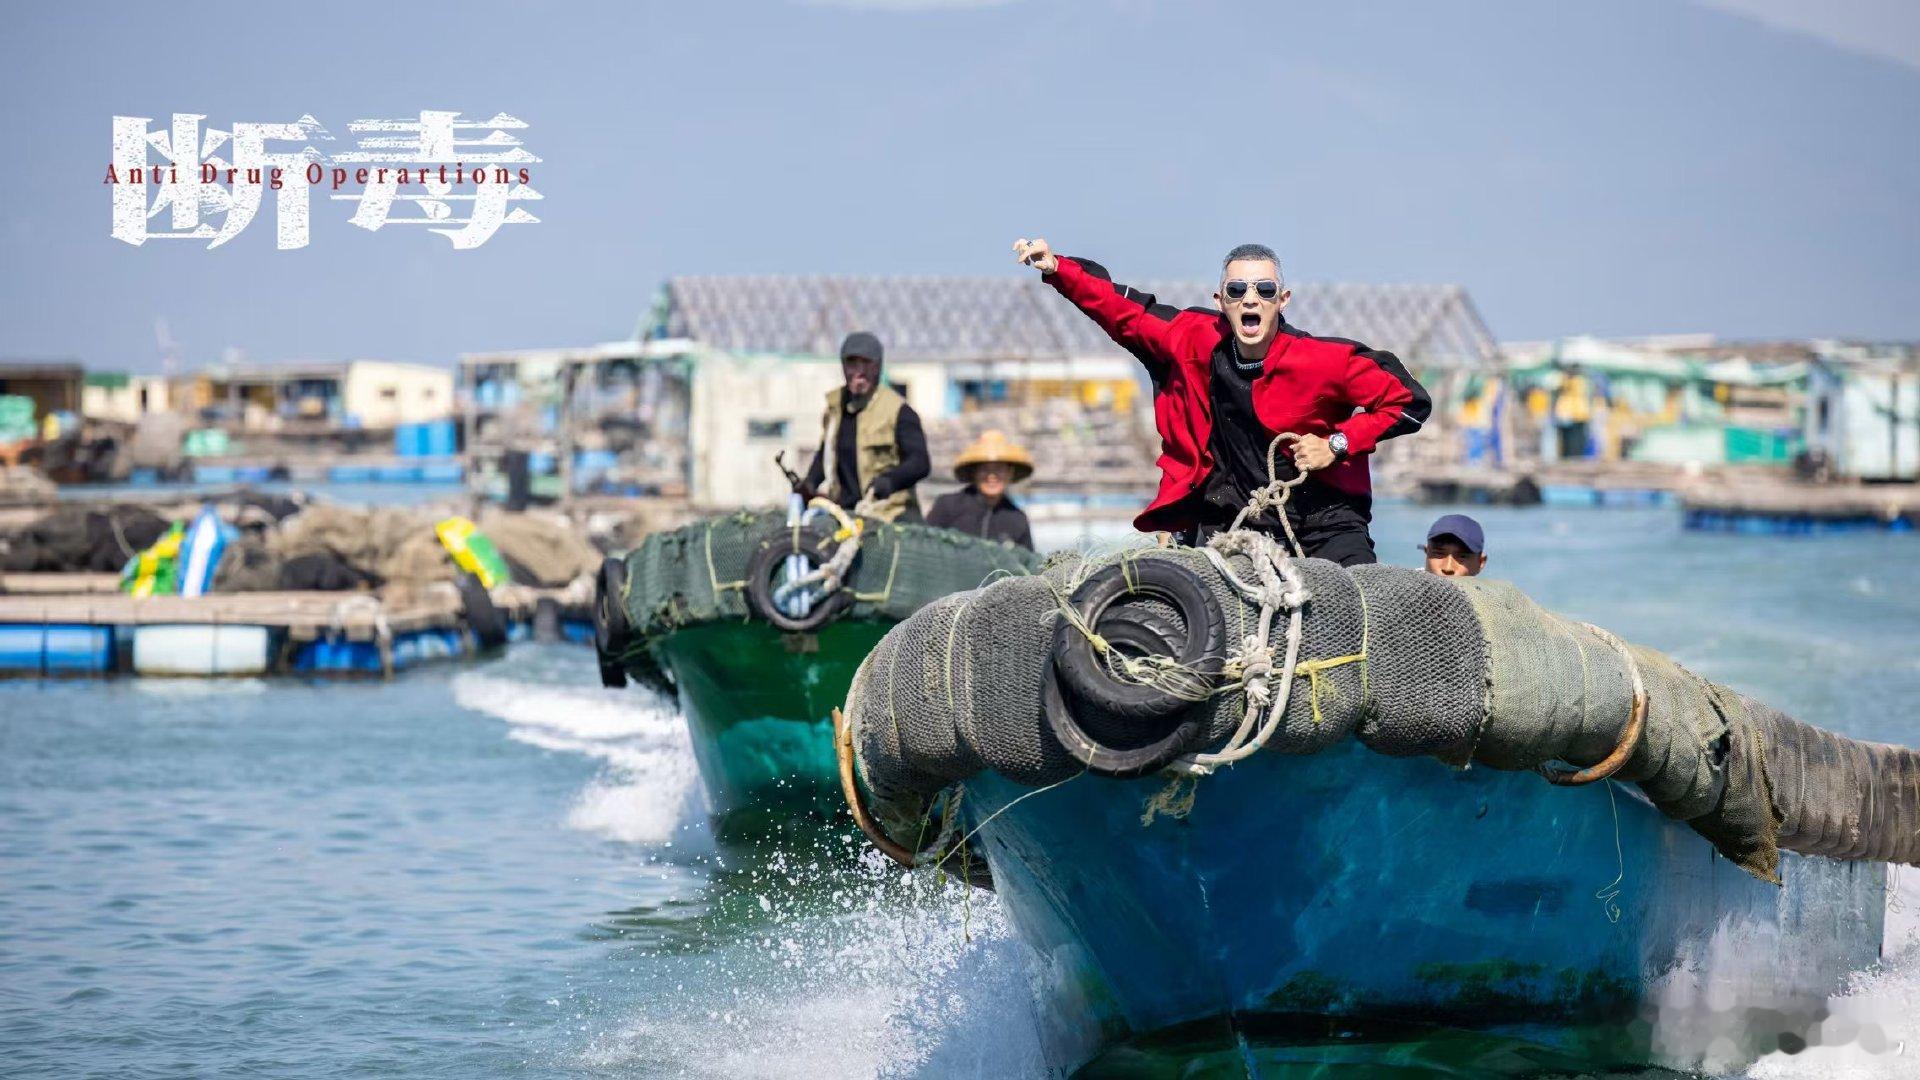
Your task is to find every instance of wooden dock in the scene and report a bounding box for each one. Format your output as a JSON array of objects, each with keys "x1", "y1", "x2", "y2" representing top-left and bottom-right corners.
[
  {"x1": 0, "y1": 579, "x2": 595, "y2": 678},
  {"x1": 1680, "y1": 483, "x2": 1919, "y2": 533},
  {"x1": 0, "y1": 590, "x2": 465, "y2": 639}
]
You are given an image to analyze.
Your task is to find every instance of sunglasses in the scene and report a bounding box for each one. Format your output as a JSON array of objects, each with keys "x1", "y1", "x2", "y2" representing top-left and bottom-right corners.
[{"x1": 1222, "y1": 279, "x2": 1282, "y2": 301}]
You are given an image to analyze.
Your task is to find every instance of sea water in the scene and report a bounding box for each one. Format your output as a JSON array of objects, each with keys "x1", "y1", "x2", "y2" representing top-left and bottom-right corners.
[{"x1": 1, "y1": 505, "x2": 1915, "y2": 1078}]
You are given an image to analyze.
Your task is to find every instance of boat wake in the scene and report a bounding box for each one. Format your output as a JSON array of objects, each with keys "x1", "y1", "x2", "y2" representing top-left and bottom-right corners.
[
  {"x1": 1745, "y1": 866, "x2": 1919, "y2": 1078},
  {"x1": 452, "y1": 666, "x2": 708, "y2": 846},
  {"x1": 451, "y1": 651, "x2": 1915, "y2": 1078},
  {"x1": 576, "y1": 850, "x2": 1050, "y2": 1079}
]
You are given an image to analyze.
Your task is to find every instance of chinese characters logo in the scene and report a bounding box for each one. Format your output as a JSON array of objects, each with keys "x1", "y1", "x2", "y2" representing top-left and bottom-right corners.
[{"x1": 105, "y1": 111, "x2": 542, "y2": 250}]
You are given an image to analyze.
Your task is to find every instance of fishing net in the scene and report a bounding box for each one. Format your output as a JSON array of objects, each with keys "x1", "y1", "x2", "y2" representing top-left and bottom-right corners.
[
  {"x1": 613, "y1": 508, "x2": 1043, "y2": 694},
  {"x1": 847, "y1": 544, "x2": 1920, "y2": 881}
]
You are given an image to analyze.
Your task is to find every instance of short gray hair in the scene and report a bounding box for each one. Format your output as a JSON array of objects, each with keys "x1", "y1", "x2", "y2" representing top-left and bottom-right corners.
[{"x1": 1222, "y1": 243, "x2": 1283, "y2": 286}]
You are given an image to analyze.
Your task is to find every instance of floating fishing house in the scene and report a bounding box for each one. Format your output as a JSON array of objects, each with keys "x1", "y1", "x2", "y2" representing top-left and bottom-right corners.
[
  {"x1": 837, "y1": 535, "x2": 1915, "y2": 1073},
  {"x1": 0, "y1": 577, "x2": 588, "y2": 677},
  {"x1": 647, "y1": 274, "x2": 1501, "y2": 508}
]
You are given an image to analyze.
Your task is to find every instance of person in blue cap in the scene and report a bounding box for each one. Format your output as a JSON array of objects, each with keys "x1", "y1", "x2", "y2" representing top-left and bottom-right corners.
[{"x1": 1421, "y1": 513, "x2": 1487, "y2": 578}]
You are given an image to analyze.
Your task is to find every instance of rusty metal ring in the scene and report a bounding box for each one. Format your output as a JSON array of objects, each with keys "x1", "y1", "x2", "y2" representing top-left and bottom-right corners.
[
  {"x1": 1542, "y1": 689, "x2": 1646, "y2": 786},
  {"x1": 832, "y1": 706, "x2": 917, "y2": 868}
]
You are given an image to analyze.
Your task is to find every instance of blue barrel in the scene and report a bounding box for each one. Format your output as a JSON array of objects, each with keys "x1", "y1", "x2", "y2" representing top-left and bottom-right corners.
[
  {"x1": 422, "y1": 420, "x2": 457, "y2": 457},
  {"x1": 417, "y1": 462, "x2": 465, "y2": 483},
  {"x1": 1539, "y1": 484, "x2": 1598, "y2": 507},
  {"x1": 391, "y1": 628, "x2": 465, "y2": 669},
  {"x1": 292, "y1": 639, "x2": 383, "y2": 674},
  {"x1": 0, "y1": 625, "x2": 115, "y2": 675}
]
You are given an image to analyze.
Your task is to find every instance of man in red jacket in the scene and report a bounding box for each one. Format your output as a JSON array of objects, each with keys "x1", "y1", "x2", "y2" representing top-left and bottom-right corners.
[{"x1": 1014, "y1": 237, "x2": 1430, "y2": 565}]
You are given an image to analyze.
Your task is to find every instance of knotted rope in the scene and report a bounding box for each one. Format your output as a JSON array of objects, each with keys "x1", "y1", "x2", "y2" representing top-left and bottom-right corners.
[
  {"x1": 1229, "y1": 431, "x2": 1310, "y2": 559},
  {"x1": 1169, "y1": 528, "x2": 1310, "y2": 775},
  {"x1": 771, "y1": 495, "x2": 878, "y2": 612}
]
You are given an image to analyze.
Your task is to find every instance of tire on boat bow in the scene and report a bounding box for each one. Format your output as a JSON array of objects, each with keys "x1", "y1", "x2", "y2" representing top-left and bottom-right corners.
[
  {"x1": 745, "y1": 523, "x2": 856, "y2": 634},
  {"x1": 1046, "y1": 559, "x2": 1226, "y2": 778},
  {"x1": 593, "y1": 555, "x2": 632, "y2": 688}
]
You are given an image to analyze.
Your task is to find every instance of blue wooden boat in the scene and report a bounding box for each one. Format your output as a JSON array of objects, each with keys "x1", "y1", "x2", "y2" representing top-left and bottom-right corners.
[
  {"x1": 960, "y1": 744, "x2": 1884, "y2": 1074},
  {"x1": 837, "y1": 545, "x2": 1913, "y2": 1075}
]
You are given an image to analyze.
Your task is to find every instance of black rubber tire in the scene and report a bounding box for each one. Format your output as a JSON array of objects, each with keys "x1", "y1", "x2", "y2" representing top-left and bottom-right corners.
[
  {"x1": 593, "y1": 556, "x2": 630, "y2": 688},
  {"x1": 459, "y1": 572, "x2": 509, "y2": 652},
  {"x1": 744, "y1": 524, "x2": 854, "y2": 633},
  {"x1": 1043, "y1": 653, "x2": 1211, "y2": 779},
  {"x1": 1051, "y1": 559, "x2": 1226, "y2": 724}
]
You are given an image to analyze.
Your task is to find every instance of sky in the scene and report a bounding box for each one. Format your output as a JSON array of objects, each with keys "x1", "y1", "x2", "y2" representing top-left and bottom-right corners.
[{"x1": 1, "y1": 0, "x2": 1915, "y2": 372}]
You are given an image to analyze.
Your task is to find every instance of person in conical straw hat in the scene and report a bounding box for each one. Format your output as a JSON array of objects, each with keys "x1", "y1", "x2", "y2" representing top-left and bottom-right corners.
[{"x1": 926, "y1": 429, "x2": 1036, "y2": 549}]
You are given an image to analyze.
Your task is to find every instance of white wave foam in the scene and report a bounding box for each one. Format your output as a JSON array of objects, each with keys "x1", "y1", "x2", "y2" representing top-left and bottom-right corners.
[
  {"x1": 454, "y1": 671, "x2": 707, "y2": 845},
  {"x1": 580, "y1": 850, "x2": 1048, "y2": 1079},
  {"x1": 1743, "y1": 868, "x2": 1920, "y2": 1078}
]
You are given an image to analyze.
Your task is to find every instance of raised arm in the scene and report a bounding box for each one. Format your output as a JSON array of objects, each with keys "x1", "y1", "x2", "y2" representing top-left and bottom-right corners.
[{"x1": 1014, "y1": 237, "x2": 1193, "y2": 373}]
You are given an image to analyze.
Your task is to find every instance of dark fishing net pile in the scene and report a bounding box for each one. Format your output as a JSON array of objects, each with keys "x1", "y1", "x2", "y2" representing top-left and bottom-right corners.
[
  {"x1": 846, "y1": 546, "x2": 1920, "y2": 881},
  {"x1": 613, "y1": 508, "x2": 1041, "y2": 694}
]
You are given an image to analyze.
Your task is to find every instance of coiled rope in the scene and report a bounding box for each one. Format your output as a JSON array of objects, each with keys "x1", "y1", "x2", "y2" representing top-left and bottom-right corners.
[{"x1": 771, "y1": 495, "x2": 879, "y2": 613}]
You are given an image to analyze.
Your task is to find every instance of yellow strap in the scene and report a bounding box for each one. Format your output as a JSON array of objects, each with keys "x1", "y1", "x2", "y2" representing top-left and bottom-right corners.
[
  {"x1": 704, "y1": 521, "x2": 747, "y2": 594},
  {"x1": 1293, "y1": 652, "x2": 1366, "y2": 726},
  {"x1": 850, "y1": 541, "x2": 901, "y2": 603},
  {"x1": 1351, "y1": 576, "x2": 1373, "y2": 702}
]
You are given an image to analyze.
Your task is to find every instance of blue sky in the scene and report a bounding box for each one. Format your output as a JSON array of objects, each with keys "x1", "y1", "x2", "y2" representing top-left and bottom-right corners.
[{"x1": 1, "y1": 0, "x2": 1915, "y2": 371}]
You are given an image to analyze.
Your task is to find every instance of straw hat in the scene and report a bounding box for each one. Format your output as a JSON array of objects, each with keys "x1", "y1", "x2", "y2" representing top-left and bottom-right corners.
[{"x1": 952, "y1": 429, "x2": 1034, "y2": 484}]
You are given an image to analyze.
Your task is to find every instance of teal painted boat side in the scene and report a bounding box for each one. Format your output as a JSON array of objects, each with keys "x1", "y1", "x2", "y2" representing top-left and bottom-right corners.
[
  {"x1": 965, "y1": 741, "x2": 1885, "y2": 1074},
  {"x1": 656, "y1": 619, "x2": 890, "y2": 838}
]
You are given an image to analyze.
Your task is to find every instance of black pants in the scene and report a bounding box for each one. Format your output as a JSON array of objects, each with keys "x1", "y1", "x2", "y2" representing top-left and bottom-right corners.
[{"x1": 1182, "y1": 519, "x2": 1378, "y2": 567}]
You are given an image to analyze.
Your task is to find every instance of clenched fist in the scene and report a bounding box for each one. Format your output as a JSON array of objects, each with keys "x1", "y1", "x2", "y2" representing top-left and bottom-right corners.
[
  {"x1": 1013, "y1": 237, "x2": 1058, "y2": 274},
  {"x1": 1292, "y1": 434, "x2": 1337, "y2": 472}
]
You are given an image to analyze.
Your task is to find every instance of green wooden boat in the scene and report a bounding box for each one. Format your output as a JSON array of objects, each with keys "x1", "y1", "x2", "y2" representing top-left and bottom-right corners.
[{"x1": 594, "y1": 505, "x2": 1039, "y2": 840}]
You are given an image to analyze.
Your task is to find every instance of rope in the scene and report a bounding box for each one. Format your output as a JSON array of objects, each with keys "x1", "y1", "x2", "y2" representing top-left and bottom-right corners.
[
  {"x1": 1163, "y1": 431, "x2": 1361, "y2": 772},
  {"x1": 1229, "y1": 432, "x2": 1310, "y2": 559},
  {"x1": 1038, "y1": 572, "x2": 1219, "y2": 704},
  {"x1": 703, "y1": 521, "x2": 747, "y2": 595},
  {"x1": 1141, "y1": 773, "x2": 1200, "y2": 825},
  {"x1": 770, "y1": 496, "x2": 867, "y2": 610},
  {"x1": 1293, "y1": 652, "x2": 1367, "y2": 726},
  {"x1": 1162, "y1": 529, "x2": 1314, "y2": 775}
]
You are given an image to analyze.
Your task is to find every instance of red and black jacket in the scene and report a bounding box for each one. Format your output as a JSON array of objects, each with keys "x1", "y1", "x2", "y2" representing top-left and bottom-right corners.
[{"x1": 1045, "y1": 255, "x2": 1431, "y2": 534}]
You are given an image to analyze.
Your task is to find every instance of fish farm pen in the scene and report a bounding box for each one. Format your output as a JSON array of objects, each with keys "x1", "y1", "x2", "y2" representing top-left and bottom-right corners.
[
  {"x1": 0, "y1": 577, "x2": 593, "y2": 677},
  {"x1": 1681, "y1": 482, "x2": 1920, "y2": 534}
]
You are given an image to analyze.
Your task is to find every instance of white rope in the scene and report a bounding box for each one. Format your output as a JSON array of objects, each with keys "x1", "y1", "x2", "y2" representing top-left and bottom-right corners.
[
  {"x1": 1156, "y1": 431, "x2": 1324, "y2": 775},
  {"x1": 771, "y1": 496, "x2": 869, "y2": 611},
  {"x1": 1167, "y1": 529, "x2": 1310, "y2": 776},
  {"x1": 1229, "y1": 432, "x2": 1309, "y2": 559}
]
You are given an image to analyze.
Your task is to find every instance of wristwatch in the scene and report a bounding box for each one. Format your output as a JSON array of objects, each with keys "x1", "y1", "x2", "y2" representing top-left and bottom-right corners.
[{"x1": 1328, "y1": 432, "x2": 1350, "y2": 460}]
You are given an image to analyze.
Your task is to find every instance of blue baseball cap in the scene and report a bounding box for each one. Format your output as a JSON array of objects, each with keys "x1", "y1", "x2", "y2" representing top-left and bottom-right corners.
[{"x1": 1425, "y1": 514, "x2": 1486, "y2": 554}]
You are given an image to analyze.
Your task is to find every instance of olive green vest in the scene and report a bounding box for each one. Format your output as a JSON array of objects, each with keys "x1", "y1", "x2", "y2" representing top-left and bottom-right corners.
[{"x1": 822, "y1": 382, "x2": 919, "y2": 522}]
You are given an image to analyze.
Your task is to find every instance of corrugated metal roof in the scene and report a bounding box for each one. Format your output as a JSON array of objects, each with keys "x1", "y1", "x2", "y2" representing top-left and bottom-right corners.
[{"x1": 651, "y1": 275, "x2": 1499, "y2": 369}]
